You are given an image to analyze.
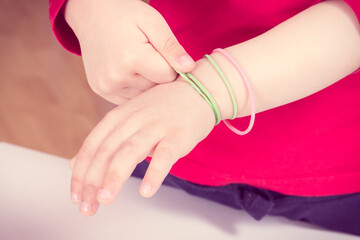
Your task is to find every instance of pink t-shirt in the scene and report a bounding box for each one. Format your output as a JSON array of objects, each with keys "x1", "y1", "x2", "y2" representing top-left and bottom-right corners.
[{"x1": 49, "y1": 0, "x2": 360, "y2": 196}]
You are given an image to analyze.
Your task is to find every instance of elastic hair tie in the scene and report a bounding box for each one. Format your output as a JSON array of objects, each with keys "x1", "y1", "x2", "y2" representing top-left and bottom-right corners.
[
  {"x1": 212, "y1": 48, "x2": 256, "y2": 135},
  {"x1": 203, "y1": 54, "x2": 237, "y2": 120}
]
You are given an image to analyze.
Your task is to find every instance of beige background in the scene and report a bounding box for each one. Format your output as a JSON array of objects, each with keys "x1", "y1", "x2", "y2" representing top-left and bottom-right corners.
[{"x1": 0, "y1": 0, "x2": 112, "y2": 158}]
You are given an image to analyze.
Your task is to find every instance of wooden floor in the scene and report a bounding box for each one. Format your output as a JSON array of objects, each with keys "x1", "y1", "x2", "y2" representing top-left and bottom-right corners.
[{"x1": 0, "y1": 0, "x2": 114, "y2": 158}]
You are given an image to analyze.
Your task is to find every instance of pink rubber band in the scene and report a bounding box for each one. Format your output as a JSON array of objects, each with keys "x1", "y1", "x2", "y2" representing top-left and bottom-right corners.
[{"x1": 212, "y1": 48, "x2": 256, "y2": 135}]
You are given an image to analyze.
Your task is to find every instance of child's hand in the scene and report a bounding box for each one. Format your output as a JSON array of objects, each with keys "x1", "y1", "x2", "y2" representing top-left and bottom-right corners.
[
  {"x1": 65, "y1": 0, "x2": 195, "y2": 104},
  {"x1": 70, "y1": 79, "x2": 215, "y2": 216}
]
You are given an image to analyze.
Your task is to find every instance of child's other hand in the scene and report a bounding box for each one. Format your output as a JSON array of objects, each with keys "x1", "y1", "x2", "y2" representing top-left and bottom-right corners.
[
  {"x1": 65, "y1": 0, "x2": 195, "y2": 104},
  {"x1": 70, "y1": 79, "x2": 215, "y2": 216}
]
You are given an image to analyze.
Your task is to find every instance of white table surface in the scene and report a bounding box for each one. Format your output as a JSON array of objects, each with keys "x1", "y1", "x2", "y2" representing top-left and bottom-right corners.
[{"x1": 0, "y1": 142, "x2": 358, "y2": 240}]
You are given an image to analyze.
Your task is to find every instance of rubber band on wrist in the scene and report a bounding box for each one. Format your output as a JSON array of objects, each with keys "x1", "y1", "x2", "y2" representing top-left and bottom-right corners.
[
  {"x1": 186, "y1": 72, "x2": 222, "y2": 125},
  {"x1": 203, "y1": 54, "x2": 237, "y2": 120},
  {"x1": 175, "y1": 70, "x2": 221, "y2": 125},
  {"x1": 212, "y1": 48, "x2": 255, "y2": 135}
]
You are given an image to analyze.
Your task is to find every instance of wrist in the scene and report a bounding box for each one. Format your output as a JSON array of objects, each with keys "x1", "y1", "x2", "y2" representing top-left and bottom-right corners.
[
  {"x1": 173, "y1": 79, "x2": 217, "y2": 127},
  {"x1": 183, "y1": 52, "x2": 249, "y2": 121}
]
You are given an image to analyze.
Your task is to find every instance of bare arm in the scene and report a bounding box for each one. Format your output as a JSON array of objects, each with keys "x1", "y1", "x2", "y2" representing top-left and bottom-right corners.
[{"x1": 178, "y1": 0, "x2": 360, "y2": 120}]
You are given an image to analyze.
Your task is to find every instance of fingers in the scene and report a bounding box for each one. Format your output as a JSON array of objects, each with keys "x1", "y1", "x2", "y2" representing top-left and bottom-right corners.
[
  {"x1": 139, "y1": 10, "x2": 195, "y2": 73},
  {"x1": 96, "y1": 126, "x2": 163, "y2": 205},
  {"x1": 70, "y1": 108, "x2": 131, "y2": 206},
  {"x1": 71, "y1": 112, "x2": 157, "y2": 216},
  {"x1": 136, "y1": 44, "x2": 177, "y2": 84},
  {"x1": 140, "y1": 135, "x2": 182, "y2": 198},
  {"x1": 75, "y1": 125, "x2": 162, "y2": 216},
  {"x1": 71, "y1": 119, "x2": 185, "y2": 216}
]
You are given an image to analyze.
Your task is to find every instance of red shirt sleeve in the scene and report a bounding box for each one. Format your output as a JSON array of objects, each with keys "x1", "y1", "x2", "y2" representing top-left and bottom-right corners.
[{"x1": 49, "y1": 0, "x2": 81, "y2": 55}]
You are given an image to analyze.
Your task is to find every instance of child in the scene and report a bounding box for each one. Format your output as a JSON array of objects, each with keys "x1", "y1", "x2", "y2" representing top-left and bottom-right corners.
[{"x1": 49, "y1": 0, "x2": 360, "y2": 235}]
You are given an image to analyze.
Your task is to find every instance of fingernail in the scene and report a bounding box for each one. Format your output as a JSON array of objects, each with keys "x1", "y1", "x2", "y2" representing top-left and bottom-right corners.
[
  {"x1": 80, "y1": 202, "x2": 93, "y2": 212},
  {"x1": 141, "y1": 183, "x2": 153, "y2": 197},
  {"x1": 71, "y1": 192, "x2": 80, "y2": 203},
  {"x1": 98, "y1": 189, "x2": 114, "y2": 200},
  {"x1": 178, "y1": 55, "x2": 194, "y2": 67}
]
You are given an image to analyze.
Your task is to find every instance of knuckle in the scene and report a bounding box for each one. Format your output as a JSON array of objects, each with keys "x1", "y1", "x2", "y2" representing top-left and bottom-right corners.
[
  {"x1": 162, "y1": 37, "x2": 180, "y2": 56},
  {"x1": 83, "y1": 183, "x2": 99, "y2": 194},
  {"x1": 156, "y1": 144, "x2": 175, "y2": 160},
  {"x1": 96, "y1": 82, "x2": 111, "y2": 95},
  {"x1": 148, "y1": 160, "x2": 173, "y2": 182},
  {"x1": 149, "y1": 165, "x2": 166, "y2": 180},
  {"x1": 98, "y1": 67, "x2": 129, "y2": 94},
  {"x1": 120, "y1": 141, "x2": 137, "y2": 154},
  {"x1": 172, "y1": 125, "x2": 188, "y2": 135},
  {"x1": 97, "y1": 143, "x2": 112, "y2": 155},
  {"x1": 97, "y1": 76, "x2": 117, "y2": 95},
  {"x1": 106, "y1": 172, "x2": 125, "y2": 185},
  {"x1": 71, "y1": 177, "x2": 82, "y2": 189},
  {"x1": 119, "y1": 54, "x2": 137, "y2": 70},
  {"x1": 77, "y1": 144, "x2": 92, "y2": 160},
  {"x1": 128, "y1": 109, "x2": 147, "y2": 124}
]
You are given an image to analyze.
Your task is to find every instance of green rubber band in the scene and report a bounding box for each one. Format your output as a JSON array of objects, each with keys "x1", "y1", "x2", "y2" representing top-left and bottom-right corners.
[
  {"x1": 204, "y1": 54, "x2": 238, "y2": 120},
  {"x1": 175, "y1": 70, "x2": 213, "y2": 109},
  {"x1": 175, "y1": 70, "x2": 221, "y2": 125},
  {"x1": 185, "y1": 73, "x2": 221, "y2": 125}
]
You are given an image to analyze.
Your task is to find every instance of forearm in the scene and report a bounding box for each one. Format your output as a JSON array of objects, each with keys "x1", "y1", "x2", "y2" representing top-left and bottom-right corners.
[{"x1": 178, "y1": 0, "x2": 360, "y2": 120}]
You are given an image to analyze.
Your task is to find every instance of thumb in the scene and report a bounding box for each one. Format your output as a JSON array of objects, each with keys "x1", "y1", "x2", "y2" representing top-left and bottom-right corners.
[{"x1": 140, "y1": 10, "x2": 195, "y2": 73}]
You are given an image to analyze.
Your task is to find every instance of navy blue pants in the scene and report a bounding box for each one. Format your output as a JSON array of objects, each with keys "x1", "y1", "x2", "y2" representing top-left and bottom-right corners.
[{"x1": 132, "y1": 161, "x2": 360, "y2": 236}]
